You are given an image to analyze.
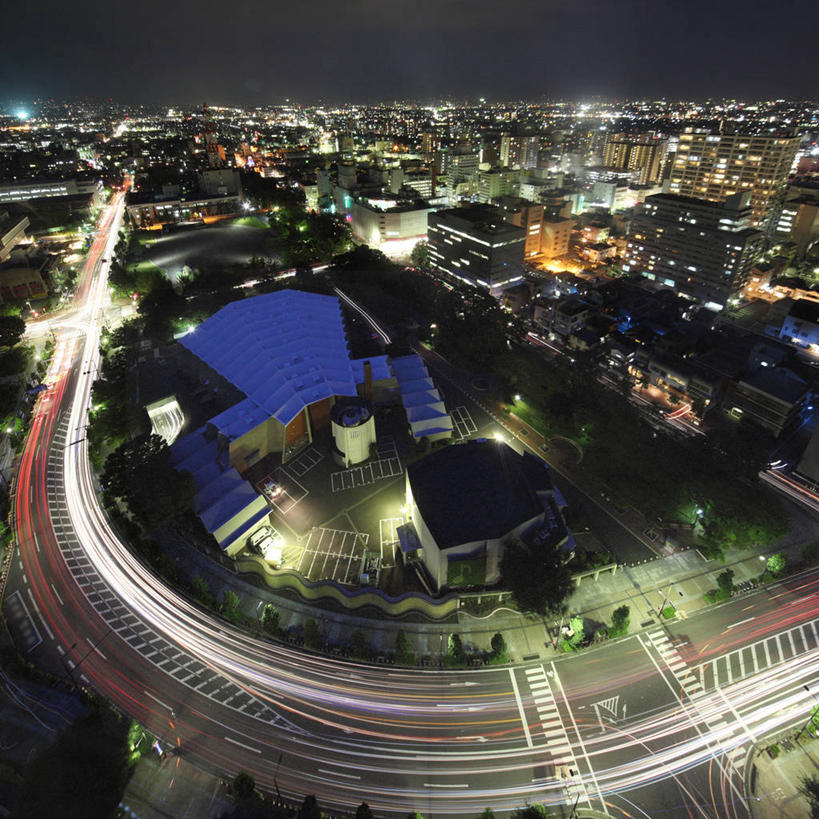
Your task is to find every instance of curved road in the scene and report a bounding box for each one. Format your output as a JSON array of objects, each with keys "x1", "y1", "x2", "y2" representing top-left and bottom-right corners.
[{"x1": 9, "y1": 195, "x2": 819, "y2": 818}]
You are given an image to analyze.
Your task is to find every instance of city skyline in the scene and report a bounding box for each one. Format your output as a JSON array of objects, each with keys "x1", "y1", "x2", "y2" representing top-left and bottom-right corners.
[{"x1": 2, "y1": 0, "x2": 817, "y2": 105}]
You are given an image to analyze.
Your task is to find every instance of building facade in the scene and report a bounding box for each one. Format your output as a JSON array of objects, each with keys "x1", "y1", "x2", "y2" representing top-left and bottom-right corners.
[
  {"x1": 603, "y1": 132, "x2": 668, "y2": 185},
  {"x1": 667, "y1": 129, "x2": 800, "y2": 231},
  {"x1": 623, "y1": 192, "x2": 765, "y2": 307},
  {"x1": 427, "y1": 205, "x2": 525, "y2": 291}
]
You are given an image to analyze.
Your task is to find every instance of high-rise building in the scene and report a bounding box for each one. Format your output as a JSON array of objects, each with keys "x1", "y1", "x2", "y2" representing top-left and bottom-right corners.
[
  {"x1": 667, "y1": 128, "x2": 800, "y2": 231},
  {"x1": 500, "y1": 133, "x2": 539, "y2": 170},
  {"x1": 623, "y1": 192, "x2": 765, "y2": 307},
  {"x1": 602, "y1": 132, "x2": 668, "y2": 185},
  {"x1": 427, "y1": 205, "x2": 525, "y2": 291}
]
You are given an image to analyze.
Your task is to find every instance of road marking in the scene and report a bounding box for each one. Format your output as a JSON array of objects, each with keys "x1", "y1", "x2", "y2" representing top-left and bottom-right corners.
[
  {"x1": 423, "y1": 783, "x2": 469, "y2": 789},
  {"x1": 318, "y1": 769, "x2": 360, "y2": 780},
  {"x1": 50, "y1": 584, "x2": 64, "y2": 606},
  {"x1": 509, "y1": 668, "x2": 533, "y2": 748},
  {"x1": 726, "y1": 617, "x2": 755, "y2": 630},
  {"x1": 223, "y1": 736, "x2": 261, "y2": 754},
  {"x1": 86, "y1": 637, "x2": 106, "y2": 660},
  {"x1": 144, "y1": 691, "x2": 173, "y2": 711}
]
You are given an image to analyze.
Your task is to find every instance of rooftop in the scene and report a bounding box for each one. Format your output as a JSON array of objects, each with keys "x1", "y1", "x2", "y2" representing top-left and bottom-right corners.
[
  {"x1": 180, "y1": 289, "x2": 359, "y2": 429},
  {"x1": 407, "y1": 440, "x2": 558, "y2": 550}
]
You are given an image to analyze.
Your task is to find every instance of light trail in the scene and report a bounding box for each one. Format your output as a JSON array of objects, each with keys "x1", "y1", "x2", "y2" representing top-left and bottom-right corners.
[{"x1": 12, "y1": 191, "x2": 819, "y2": 816}]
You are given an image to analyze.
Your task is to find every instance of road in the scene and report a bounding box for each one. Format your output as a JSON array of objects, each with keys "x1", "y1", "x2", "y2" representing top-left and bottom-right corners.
[{"x1": 5, "y1": 206, "x2": 819, "y2": 817}]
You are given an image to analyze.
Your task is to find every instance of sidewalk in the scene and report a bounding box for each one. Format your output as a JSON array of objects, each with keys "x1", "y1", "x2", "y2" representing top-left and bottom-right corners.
[
  {"x1": 161, "y1": 526, "x2": 810, "y2": 666},
  {"x1": 747, "y1": 732, "x2": 819, "y2": 818}
]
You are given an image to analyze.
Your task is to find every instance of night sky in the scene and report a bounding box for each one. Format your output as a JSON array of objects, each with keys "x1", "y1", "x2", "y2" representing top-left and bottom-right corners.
[{"x1": 3, "y1": 0, "x2": 816, "y2": 105}]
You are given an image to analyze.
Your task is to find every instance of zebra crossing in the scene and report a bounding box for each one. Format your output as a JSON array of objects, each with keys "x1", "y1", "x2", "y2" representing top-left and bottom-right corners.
[
  {"x1": 644, "y1": 630, "x2": 747, "y2": 777},
  {"x1": 692, "y1": 618, "x2": 819, "y2": 690},
  {"x1": 523, "y1": 665, "x2": 586, "y2": 804}
]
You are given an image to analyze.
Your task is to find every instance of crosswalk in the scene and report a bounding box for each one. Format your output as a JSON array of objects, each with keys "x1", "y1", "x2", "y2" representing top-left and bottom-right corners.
[
  {"x1": 692, "y1": 618, "x2": 819, "y2": 690},
  {"x1": 522, "y1": 665, "x2": 587, "y2": 804},
  {"x1": 524, "y1": 665, "x2": 575, "y2": 763},
  {"x1": 644, "y1": 630, "x2": 746, "y2": 777}
]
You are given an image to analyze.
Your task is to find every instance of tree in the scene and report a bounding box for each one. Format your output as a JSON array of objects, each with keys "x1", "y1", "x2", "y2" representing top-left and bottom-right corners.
[
  {"x1": 568, "y1": 616, "x2": 585, "y2": 648},
  {"x1": 231, "y1": 771, "x2": 255, "y2": 801},
  {"x1": 717, "y1": 568, "x2": 735, "y2": 596},
  {"x1": 767, "y1": 553, "x2": 786, "y2": 576},
  {"x1": 0, "y1": 314, "x2": 25, "y2": 348},
  {"x1": 101, "y1": 434, "x2": 195, "y2": 530},
  {"x1": 447, "y1": 633, "x2": 465, "y2": 666},
  {"x1": 489, "y1": 632, "x2": 508, "y2": 663},
  {"x1": 221, "y1": 589, "x2": 240, "y2": 622},
  {"x1": 610, "y1": 605, "x2": 630, "y2": 638},
  {"x1": 350, "y1": 629, "x2": 369, "y2": 659},
  {"x1": 304, "y1": 618, "x2": 320, "y2": 649},
  {"x1": 355, "y1": 803, "x2": 374, "y2": 819},
  {"x1": 476, "y1": 810, "x2": 495, "y2": 819},
  {"x1": 299, "y1": 794, "x2": 322, "y2": 819},
  {"x1": 410, "y1": 240, "x2": 430, "y2": 271},
  {"x1": 260, "y1": 604, "x2": 280, "y2": 636},
  {"x1": 191, "y1": 574, "x2": 212, "y2": 606},
  {"x1": 14, "y1": 705, "x2": 133, "y2": 819},
  {"x1": 800, "y1": 775, "x2": 819, "y2": 818},
  {"x1": 511, "y1": 804, "x2": 550, "y2": 819},
  {"x1": 394, "y1": 630, "x2": 415, "y2": 665},
  {"x1": 500, "y1": 541, "x2": 576, "y2": 616}
]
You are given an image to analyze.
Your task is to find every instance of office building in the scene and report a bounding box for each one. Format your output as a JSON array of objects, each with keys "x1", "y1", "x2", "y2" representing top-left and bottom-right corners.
[
  {"x1": 603, "y1": 133, "x2": 668, "y2": 185},
  {"x1": 477, "y1": 168, "x2": 518, "y2": 203},
  {"x1": 667, "y1": 128, "x2": 800, "y2": 230},
  {"x1": 496, "y1": 196, "x2": 544, "y2": 259},
  {"x1": 540, "y1": 216, "x2": 574, "y2": 260},
  {"x1": 427, "y1": 205, "x2": 525, "y2": 291},
  {"x1": 623, "y1": 192, "x2": 765, "y2": 307}
]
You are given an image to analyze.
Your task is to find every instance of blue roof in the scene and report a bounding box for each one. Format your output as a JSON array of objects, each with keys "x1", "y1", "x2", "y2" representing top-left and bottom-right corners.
[{"x1": 180, "y1": 290, "x2": 360, "y2": 427}]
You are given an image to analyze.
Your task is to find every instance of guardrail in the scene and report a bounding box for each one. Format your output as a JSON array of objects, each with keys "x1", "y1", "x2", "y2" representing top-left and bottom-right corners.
[{"x1": 235, "y1": 555, "x2": 459, "y2": 620}]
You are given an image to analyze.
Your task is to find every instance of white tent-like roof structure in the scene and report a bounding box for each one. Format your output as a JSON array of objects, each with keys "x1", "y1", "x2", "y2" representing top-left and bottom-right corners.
[{"x1": 180, "y1": 290, "x2": 359, "y2": 429}]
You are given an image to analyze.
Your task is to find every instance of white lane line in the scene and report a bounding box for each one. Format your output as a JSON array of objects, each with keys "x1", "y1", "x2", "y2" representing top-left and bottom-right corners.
[
  {"x1": 318, "y1": 769, "x2": 360, "y2": 780},
  {"x1": 50, "y1": 584, "x2": 64, "y2": 606},
  {"x1": 144, "y1": 690, "x2": 173, "y2": 711},
  {"x1": 509, "y1": 668, "x2": 533, "y2": 748},
  {"x1": 224, "y1": 736, "x2": 261, "y2": 754},
  {"x1": 86, "y1": 637, "x2": 107, "y2": 660},
  {"x1": 424, "y1": 784, "x2": 469, "y2": 789},
  {"x1": 726, "y1": 617, "x2": 755, "y2": 630}
]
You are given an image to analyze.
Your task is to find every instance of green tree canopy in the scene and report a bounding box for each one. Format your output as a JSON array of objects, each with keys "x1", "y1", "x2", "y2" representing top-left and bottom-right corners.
[
  {"x1": 231, "y1": 771, "x2": 255, "y2": 801},
  {"x1": 299, "y1": 794, "x2": 322, "y2": 819},
  {"x1": 501, "y1": 541, "x2": 575, "y2": 616},
  {"x1": 355, "y1": 803, "x2": 374, "y2": 819},
  {"x1": 394, "y1": 630, "x2": 415, "y2": 665},
  {"x1": 261, "y1": 604, "x2": 280, "y2": 636},
  {"x1": 0, "y1": 314, "x2": 26, "y2": 348},
  {"x1": 101, "y1": 434, "x2": 195, "y2": 529}
]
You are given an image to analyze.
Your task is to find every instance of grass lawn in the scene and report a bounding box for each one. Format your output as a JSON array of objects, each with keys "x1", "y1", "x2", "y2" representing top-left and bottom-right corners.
[
  {"x1": 509, "y1": 398, "x2": 550, "y2": 437},
  {"x1": 230, "y1": 215, "x2": 268, "y2": 229},
  {"x1": 126, "y1": 260, "x2": 165, "y2": 276}
]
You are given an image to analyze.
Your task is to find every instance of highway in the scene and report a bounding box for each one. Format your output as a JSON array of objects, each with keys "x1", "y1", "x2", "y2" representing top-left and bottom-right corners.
[{"x1": 7, "y1": 195, "x2": 819, "y2": 817}]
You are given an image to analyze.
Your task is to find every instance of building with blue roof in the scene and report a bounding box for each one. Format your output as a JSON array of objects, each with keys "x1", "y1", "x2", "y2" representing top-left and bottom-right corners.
[
  {"x1": 171, "y1": 426, "x2": 270, "y2": 555},
  {"x1": 178, "y1": 289, "x2": 394, "y2": 470}
]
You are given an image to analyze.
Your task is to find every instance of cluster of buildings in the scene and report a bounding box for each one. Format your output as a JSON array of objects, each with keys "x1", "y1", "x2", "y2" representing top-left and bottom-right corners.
[{"x1": 162, "y1": 288, "x2": 572, "y2": 593}]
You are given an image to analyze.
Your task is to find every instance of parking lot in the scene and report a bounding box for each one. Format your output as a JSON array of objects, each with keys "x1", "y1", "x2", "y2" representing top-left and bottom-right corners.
[
  {"x1": 451, "y1": 405, "x2": 478, "y2": 439},
  {"x1": 284, "y1": 446, "x2": 323, "y2": 477},
  {"x1": 296, "y1": 527, "x2": 370, "y2": 584},
  {"x1": 330, "y1": 437, "x2": 402, "y2": 492},
  {"x1": 256, "y1": 467, "x2": 309, "y2": 515},
  {"x1": 377, "y1": 517, "x2": 404, "y2": 568}
]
